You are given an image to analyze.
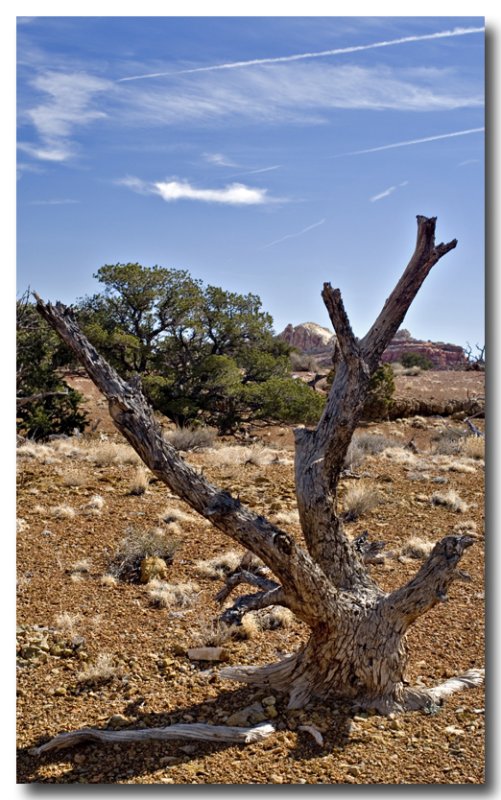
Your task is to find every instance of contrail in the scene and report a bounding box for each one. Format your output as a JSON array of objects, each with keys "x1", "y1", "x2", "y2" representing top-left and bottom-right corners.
[
  {"x1": 339, "y1": 127, "x2": 484, "y2": 156},
  {"x1": 117, "y1": 26, "x2": 484, "y2": 82},
  {"x1": 260, "y1": 218, "x2": 326, "y2": 250}
]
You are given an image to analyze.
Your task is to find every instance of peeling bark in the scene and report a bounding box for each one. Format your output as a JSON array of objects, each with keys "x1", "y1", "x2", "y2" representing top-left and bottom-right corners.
[{"x1": 32, "y1": 217, "x2": 483, "y2": 725}]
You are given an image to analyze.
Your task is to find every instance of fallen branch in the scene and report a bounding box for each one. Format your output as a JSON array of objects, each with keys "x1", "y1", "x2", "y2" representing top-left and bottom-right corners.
[{"x1": 30, "y1": 721, "x2": 276, "y2": 756}]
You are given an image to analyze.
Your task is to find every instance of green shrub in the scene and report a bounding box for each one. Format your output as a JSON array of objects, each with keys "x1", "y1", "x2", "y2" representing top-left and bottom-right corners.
[{"x1": 401, "y1": 352, "x2": 433, "y2": 370}]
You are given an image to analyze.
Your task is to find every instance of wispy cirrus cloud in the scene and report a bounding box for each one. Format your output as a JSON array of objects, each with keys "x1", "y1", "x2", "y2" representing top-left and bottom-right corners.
[
  {"x1": 260, "y1": 218, "x2": 326, "y2": 249},
  {"x1": 117, "y1": 176, "x2": 278, "y2": 206},
  {"x1": 19, "y1": 70, "x2": 112, "y2": 162},
  {"x1": 341, "y1": 127, "x2": 484, "y2": 156},
  {"x1": 118, "y1": 26, "x2": 484, "y2": 82},
  {"x1": 28, "y1": 198, "x2": 80, "y2": 206},
  {"x1": 369, "y1": 181, "x2": 408, "y2": 202},
  {"x1": 203, "y1": 152, "x2": 239, "y2": 167}
]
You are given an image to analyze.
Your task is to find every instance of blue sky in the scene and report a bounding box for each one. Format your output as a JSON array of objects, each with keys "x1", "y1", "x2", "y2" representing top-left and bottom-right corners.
[{"x1": 16, "y1": 14, "x2": 485, "y2": 349}]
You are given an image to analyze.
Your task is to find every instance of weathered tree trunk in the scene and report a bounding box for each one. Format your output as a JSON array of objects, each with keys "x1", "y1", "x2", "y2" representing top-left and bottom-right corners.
[{"x1": 34, "y1": 216, "x2": 483, "y2": 718}]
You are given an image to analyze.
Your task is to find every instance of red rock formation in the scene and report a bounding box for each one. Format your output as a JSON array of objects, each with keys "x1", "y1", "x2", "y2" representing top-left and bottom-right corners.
[
  {"x1": 278, "y1": 322, "x2": 335, "y2": 353},
  {"x1": 381, "y1": 340, "x2": 467, "y2": 370},
  {"x1": 279, "y1": 322, "x2": 467, "y2": 370}
]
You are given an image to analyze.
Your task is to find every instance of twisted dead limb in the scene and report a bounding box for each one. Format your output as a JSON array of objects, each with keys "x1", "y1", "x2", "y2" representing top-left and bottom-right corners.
[{"x1": 33, "y1": 216, "x2": 483, "y2": 730}]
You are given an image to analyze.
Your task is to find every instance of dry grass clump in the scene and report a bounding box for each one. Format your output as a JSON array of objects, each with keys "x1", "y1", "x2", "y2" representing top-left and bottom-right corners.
[
  {"x1": 453, "y1": 519, "x2": 478, "y2": 534},
  {"x1": 431, "y1": 489, "x2": 468, "y2": 513},
  {"x1": 128, "y1": 466, "x2": 149, "y2": 496},
  {"x1": 382, "y1": 447, "x2": 420, "y2": 468},
  {"x1": 445, "y1": 461, "x2": 477, "y2": 474},
  {"x1": 344, "y1": 433, "x2": 400, "y2": 470},
  {"x1": 342, "y1": 484, "x2": 381, "y2": 522},
  {"x1": 53, "y1": 612, "x2": 82, "y2": 640},
  {"x1": 159, "y1": 505, "x2": 195, "y2": 526},
  {"x1": 50, "y1": 504, "x2": 76, "y2": 519},
  {"x1": 17, "y1": 518, "x2": 28, "y2": 533},
  {"x1": 87, "y1": 441, "x2": 141, "y2": 467},
  {"x1": 17, "y1": 442, "x2": 57, "y2": 463},
  {"x1": 432, "y1": 428, "x2": 465, "y2": 456},
  {"x1": 147, "y1": 579, "x2": 200, "y2": 609},
  {"x1": 99, "y1": 573, "x2": 118, "y2": 587},
  {"x1": 61, "y1": 471, "x2": 87, "y2": 488},
  {"x1": 254, "y1": 606, "x2": 294, "y2": 631},
  {"x1": 195, "y1": 550, "x2": 246, "y2": 580},
  {"x1": 50, "y1": 439, "x2": 86, "y2": 460},
  {"x1": 461, "y1": 435, "x2": 485, "y2": 460},
  {"x1": 400, "y1": 536, "x2": 435, "y2": 560},
  {"x1": 164, "y1": 426, "x2": 217, "y2": 451},
  {"x1": 77, "y1": 653, "x2": 118, "y2": 684},
  {"x1": 81, "y1": 494, "x2": 105, "y2": 514},
  {"x1": 271, "y1": 509, "x2": 301, "y2": 527},
  {"x1": 109, "y1": 526, "x2": 181, "y2": 582},
  {"x1": 213, "y1": 445, "x2": 290, "y2": 467},
  {"x1": 71, "y1": 559, "x2": 92, "y2": 575}
]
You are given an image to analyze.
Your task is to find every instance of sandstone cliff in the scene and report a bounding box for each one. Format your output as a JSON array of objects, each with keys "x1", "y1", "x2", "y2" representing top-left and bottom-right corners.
[{"x1": 278, "y1": 323, "x2": 466, "y2": 370}]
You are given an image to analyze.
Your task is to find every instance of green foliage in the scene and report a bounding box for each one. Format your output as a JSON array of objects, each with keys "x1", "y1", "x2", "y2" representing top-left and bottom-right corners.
[
  {"x1": 77, "y1": 263, "x2": 322, "y2": 432},
  {"x1": 362, "y1": 364, "x2": 395, "y2": 421},
  {"x1": 17, "y1": 298, "x2": 88, "y2": 440},
  {"x1": 326, "y1": 361, "x2": 395, "y2": 421},
  {"x1": 400, "y1": 352, "x2": 433, "y2": 370},
  {"x1": 243, "y1": 377, "x2": 326, "y2": 426}
]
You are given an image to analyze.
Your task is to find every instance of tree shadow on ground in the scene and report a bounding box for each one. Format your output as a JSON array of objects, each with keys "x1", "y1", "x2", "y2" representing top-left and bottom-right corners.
[{"x1": 17, "y1": 684, "x2": 355, "y2": 784}]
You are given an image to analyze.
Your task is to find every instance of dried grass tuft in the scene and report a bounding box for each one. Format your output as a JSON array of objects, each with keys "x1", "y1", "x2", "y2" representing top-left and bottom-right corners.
[
  {"x1": 50, "y1": 504, "x2": 76, "y2": 519},
  {"x1": 400, "y1": 537, "x2": 435, "y2": 560},
  {"x1": 342, "y1": 484, "x2": 381, "y2": 522},
  {"x1": 109, "y1": 526, "x2": 181, "y2": 582},
  {"x1": 128, "y1": 466, "x2": 149, "y2": 496},
  {"x1": 195, "y1": 550, "x2": 246, "y2": 580},
  {"x1": 77, "y1": 653, "x2": 117, "y2": 684},
  {"x1": 431, "y1": 489, "x2": 468, "y2": 513},
  {"x1": 147, "y1": 579, "x2": 200, "y2": 609}
]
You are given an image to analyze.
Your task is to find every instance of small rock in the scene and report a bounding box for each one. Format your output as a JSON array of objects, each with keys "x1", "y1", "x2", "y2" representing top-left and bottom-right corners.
[
  {"x1": 186, "y1": 647, "x2": 227, "y2": 662},
  {"x1": 140, "y1": 556, "x2": 168, "y2": 583},
  {"x1": 262, "y1": 695, "x2": 277, "y2": 706},
  {"x1": 53, "y1": 686, "x2": 67, "y2": 697},
  {"x1": 107, "y1": 714, "x2": 130, "y2": 729},
  {"x1": 270, "y1": 774, "x2": 283, "y2": 783}
]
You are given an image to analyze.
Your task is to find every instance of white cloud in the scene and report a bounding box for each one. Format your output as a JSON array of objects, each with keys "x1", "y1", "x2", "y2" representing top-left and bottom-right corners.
[
  {"x1": 203, "y1": 153, "x2": 239, "y2": 167},
  {"x1": 370, "y1": 181, "x2": 409, "y2": 202},
  {"x1": 118, "y1": 26, "x2": 484, "y2": 81},
  {"x1": 370, "y1": 186, "x2": 397, "y2": 202},
  {"x1": 118, "y1": 175, "x2": 277, "y2": 206},
  {"x1": 17, "y1": 141, "x2": 74, "y2": 162},
  {"x1": 154, "y1": 180, "x2": 271, "y2": 205},
  {"x1": 260, "y1": 218, "x2": 326, "y2": 249}
]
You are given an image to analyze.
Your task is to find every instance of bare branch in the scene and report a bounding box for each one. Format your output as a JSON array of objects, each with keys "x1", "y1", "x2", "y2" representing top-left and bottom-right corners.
[
  {"x1": 383, "y1": 535, "x2": 476, "y2": 633},
  {"x1": 30, "y1": 721, "x2": 276, "y2": 756},
  {"x1": 321, "y1": 284, "x2": 360, "y2": 364},
  {"x1": 360, "y1": 216, "x2": 457, "y2": 368},
  {"x1": 220, "y1": 586, "x2": 286, "y2": 626},
  {"x1": 215, "y1": 569, "x2": 279, "y2": 605}
]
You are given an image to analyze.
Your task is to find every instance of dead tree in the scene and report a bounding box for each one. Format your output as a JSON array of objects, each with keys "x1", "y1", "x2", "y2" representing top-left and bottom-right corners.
[{"x1": 34, "y1": 216, "x2": 483, "y2": 717}]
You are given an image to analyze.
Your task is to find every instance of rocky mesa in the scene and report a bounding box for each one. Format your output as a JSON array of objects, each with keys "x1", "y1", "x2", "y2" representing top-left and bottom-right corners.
[{"x1": 278, "y1": 323, "x2": 467, "y2": 370}]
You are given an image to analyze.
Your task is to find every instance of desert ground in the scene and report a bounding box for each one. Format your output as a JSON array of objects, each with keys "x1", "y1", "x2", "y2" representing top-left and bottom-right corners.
[{"x1": 17, "y1": 371, "x2": 485, "y2": 785}]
